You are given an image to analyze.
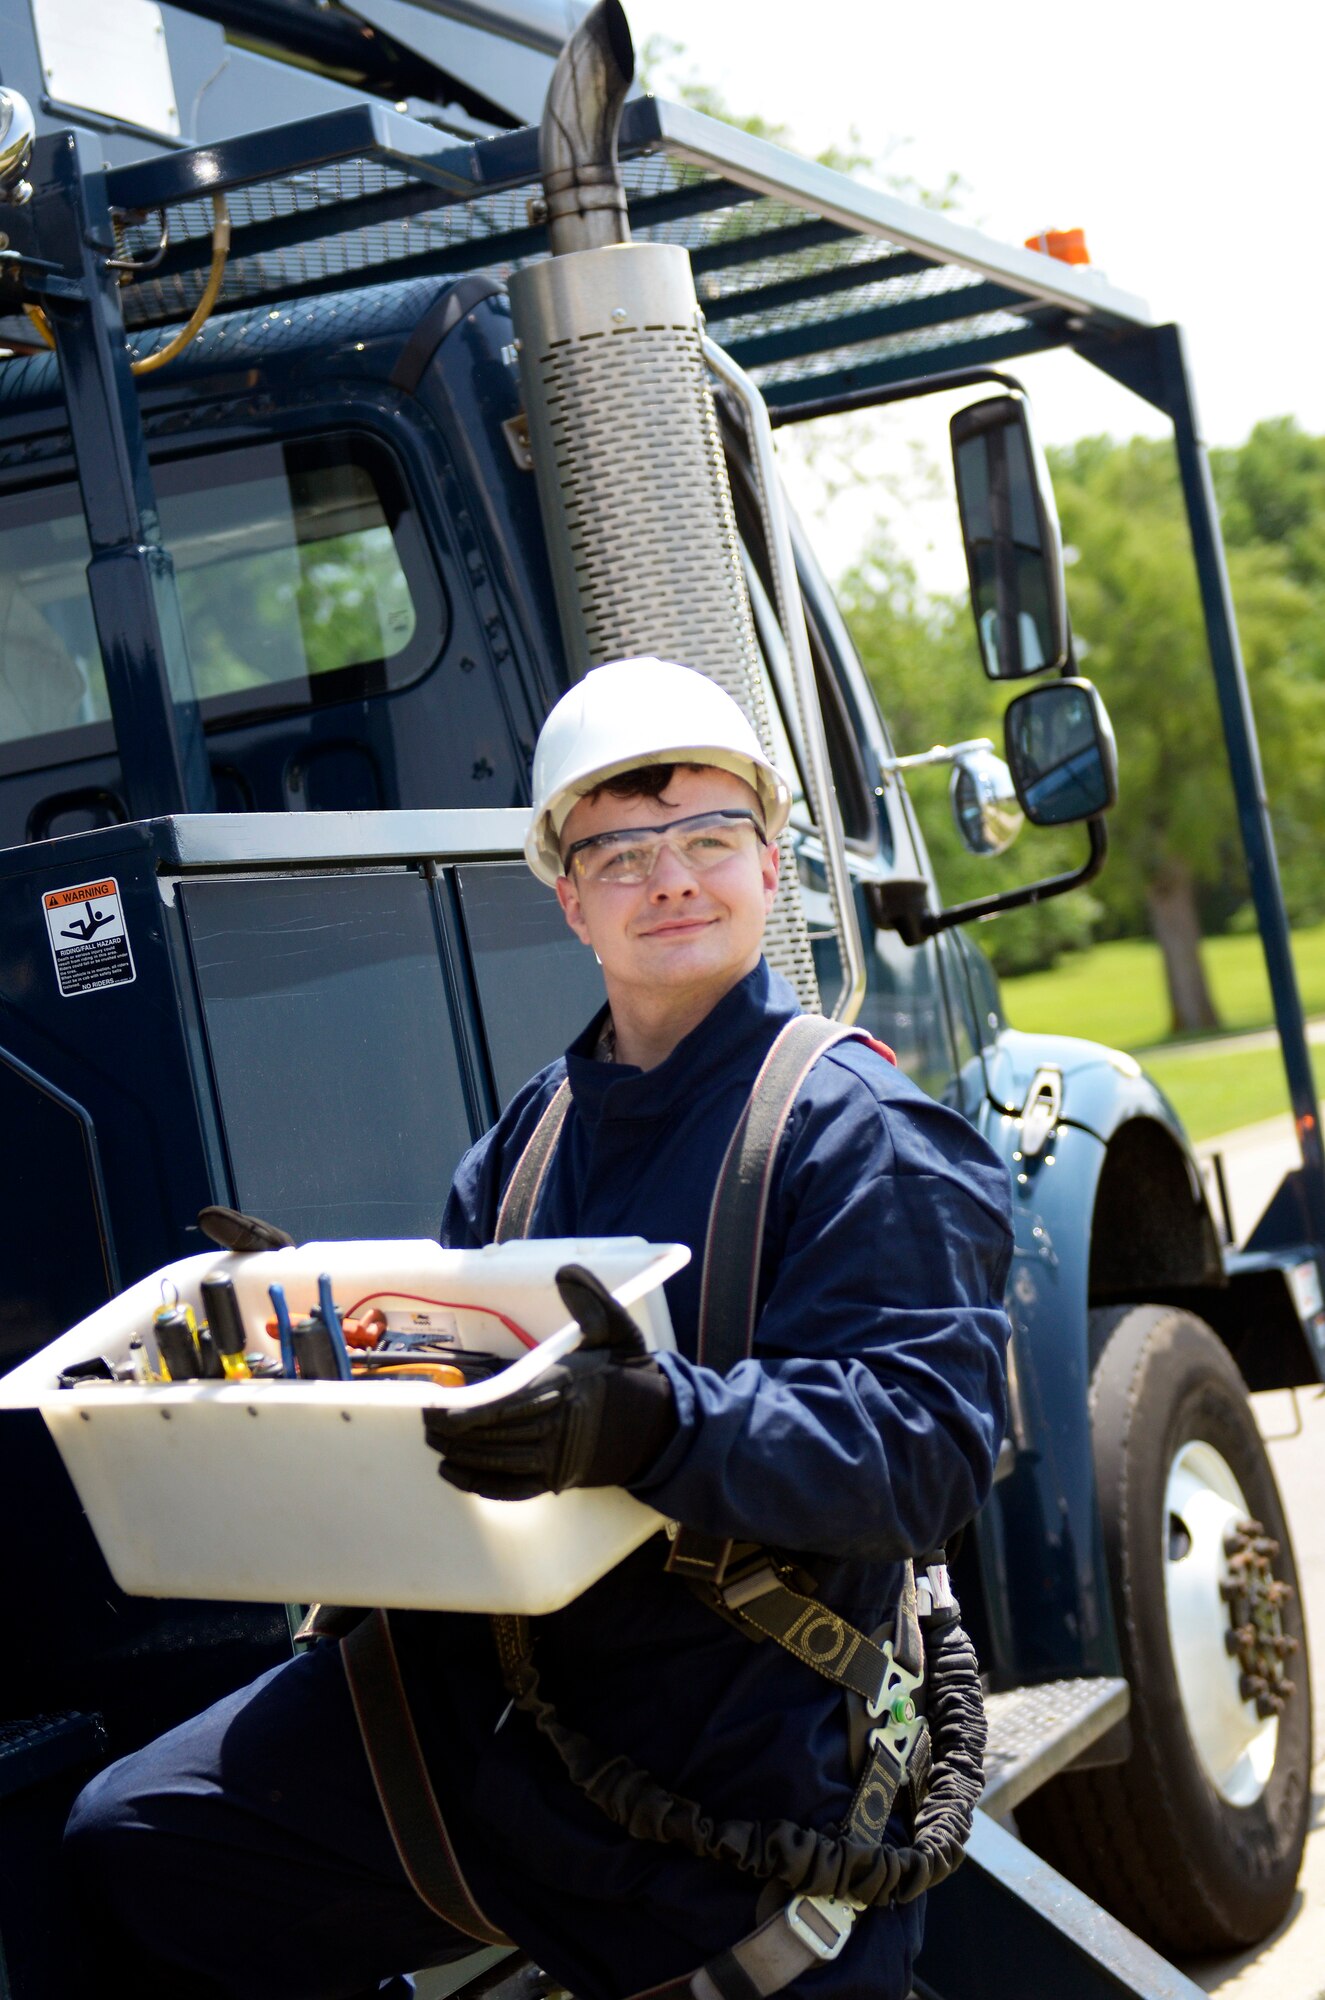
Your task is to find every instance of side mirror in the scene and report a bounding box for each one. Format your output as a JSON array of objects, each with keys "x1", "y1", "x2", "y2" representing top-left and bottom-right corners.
[
  {"x1": 951, "y1": 394, "x2": 1069, "y2": 680},
  {"x1": 1004, "y1": 677, "x2": 1117, "y2": 825},
  {"x1": 950, "y1": 743, "x2": 1023, "y2": 856}
]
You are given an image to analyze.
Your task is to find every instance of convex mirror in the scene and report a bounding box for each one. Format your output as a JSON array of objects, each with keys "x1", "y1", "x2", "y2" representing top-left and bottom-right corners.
[
  {"x1": 950, "y1": 744, "x2": 1024, "y2": 856},
  {"x1": 951, "y1": 393, "x2": 1069, "y2": 680},
  {"x1": 1004, "y1": 677, "x2": 1117, "y2": 825}
]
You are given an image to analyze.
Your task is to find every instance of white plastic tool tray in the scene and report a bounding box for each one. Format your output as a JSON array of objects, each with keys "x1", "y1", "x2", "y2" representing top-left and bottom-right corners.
[{"x1": 0, "y1": 1237, "x2": 686, "y2": 1615}]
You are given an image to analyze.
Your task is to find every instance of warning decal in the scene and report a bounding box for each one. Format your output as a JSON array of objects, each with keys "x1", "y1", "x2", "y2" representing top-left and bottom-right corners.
[{"x1": 42, "y1": 877, "x2": 136, "y2": 997}]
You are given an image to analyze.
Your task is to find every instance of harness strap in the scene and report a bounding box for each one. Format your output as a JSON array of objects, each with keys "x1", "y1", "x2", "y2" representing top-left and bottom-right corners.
[
  {"x1": 715, "y1": 1562, "x2": 911, "y2": 1711},
  {"x1": 698, "y1": 1016, "x2": 889, "y2": 1375},
  {"x1": 619, "y1": 1720, "x2": 931, "y2": 2000},
  {"x1": 493, "y1": 1080, "x2": 571, "y2": 1244},
  {"x1": 672, "y1": 1015, "x2": 896, "y2": 1591},
  {"x1": 622, "y1": 1617, "x2": 973, "y2": 2000},
  {"x1": 341, "y1": 1611, "x2": 510, "y2": 1945}
]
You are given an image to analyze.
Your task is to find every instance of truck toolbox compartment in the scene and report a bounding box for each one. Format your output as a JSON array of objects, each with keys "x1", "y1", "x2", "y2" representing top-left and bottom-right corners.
[{"x1": 0, "y1": 1237, "x2": 684, "y2": 1615}]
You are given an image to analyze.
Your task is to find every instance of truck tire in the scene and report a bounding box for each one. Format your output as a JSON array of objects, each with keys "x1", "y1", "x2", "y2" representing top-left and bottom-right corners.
[{"x1": 1016, "y1": 1303, "x2": 1311, "y2": 1954}]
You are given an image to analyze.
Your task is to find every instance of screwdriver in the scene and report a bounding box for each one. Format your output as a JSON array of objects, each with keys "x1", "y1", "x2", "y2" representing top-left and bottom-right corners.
[
  {"x1": 195, "y1": 1326, "x2": 227, "y2": 1379},
  {"x1": 154, "y1": 1304, "x2": 202, "y2": 1382},
  {"x1": 315, "y1": 1274, "x2": 353, "y2": 1382},
  {"x1": 200, "y1": 1276, "x2": 253, "y2": 1383},
  {"x1": 290, "y1": 1316, "x2": 343, "y2": 1381},
  {"x1": 268, "y1": 1282, "x2": 297, "y2": 1378},
  {"x1": 289, "y1": 1276, "x2": 355, "y2": 1382}
]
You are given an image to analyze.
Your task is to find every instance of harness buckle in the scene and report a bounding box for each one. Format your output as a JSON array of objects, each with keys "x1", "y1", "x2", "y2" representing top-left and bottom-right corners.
[
  {"x1": 784, "y1": 1894, "x2": 857, "y2": 1962},
  {"x1": 865, "y1": 1633, "x2": 925, "y2": 1781},
  {"x1": 718, "y1": 1563, "x2": 781, "y2": 1612},
  {"x1": 915, "y1": 1563, "x2": 955, "y2": 1621},
  {"x1": 865, "y1": 1636, "x2": 923, "y2": 1723}
]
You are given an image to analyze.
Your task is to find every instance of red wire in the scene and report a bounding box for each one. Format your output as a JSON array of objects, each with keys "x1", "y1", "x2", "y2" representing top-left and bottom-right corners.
[{"x1": 342, "y1": 1290, "x2": 538, "y2": 1350}]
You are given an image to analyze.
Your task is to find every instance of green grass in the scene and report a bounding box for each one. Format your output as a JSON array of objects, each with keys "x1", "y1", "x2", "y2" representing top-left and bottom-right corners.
[
  {"x1": 1140, "y1": 1042, "x2": 1325, "y2": 1143},
  {"x1": 994, "y1": 921, "x2": 1325, "y2": 1141},
  {"x1": 998, "y1": 921, "x2": 1325, "y2": 1053}
]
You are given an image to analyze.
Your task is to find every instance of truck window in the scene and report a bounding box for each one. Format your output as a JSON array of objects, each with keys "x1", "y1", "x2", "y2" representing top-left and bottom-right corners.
[
  {"x1": 803, "y1": 602, "x2": 878, "y2": 850},
  {"x1": 731, "y1": 474, "x2": 876, "y2": 851},
  {"x1": 0, "y1": 433, "x2": 445, "y2": 772},
  {"x1": 180, "y1": 869, "x2": 471, "y2": 1243},
  {"x1": 454, "y1": 863, "x2": 610, "y2": 1108},
  {"x1": 741, "y1": 551, "x2": 877, "y2": 852}
]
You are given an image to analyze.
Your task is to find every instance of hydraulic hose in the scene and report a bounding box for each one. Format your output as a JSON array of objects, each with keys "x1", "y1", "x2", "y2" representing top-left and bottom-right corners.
[
  {"x1": 128, "y1": 195, "x2": 230, "y2": 376},
  {"x1": 21, "y1": 195, "x2": 230, "y2": 377}
]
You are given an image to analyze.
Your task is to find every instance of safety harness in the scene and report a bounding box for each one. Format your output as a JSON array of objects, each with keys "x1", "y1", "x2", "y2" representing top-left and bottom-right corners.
[{"x1": 344, "y1": 1014, "x2": 987, "y2": 1994}]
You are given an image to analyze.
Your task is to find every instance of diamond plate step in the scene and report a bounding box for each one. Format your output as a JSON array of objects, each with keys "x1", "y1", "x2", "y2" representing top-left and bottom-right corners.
[{"x1": 981, "y1": 1676, "x2": 1130, "y2": 1817}]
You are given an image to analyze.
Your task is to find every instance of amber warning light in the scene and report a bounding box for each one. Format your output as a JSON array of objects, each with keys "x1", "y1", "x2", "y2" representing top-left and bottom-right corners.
[{"x1": 1025, "y1": 227, "x2": 1090, "y2": 266}]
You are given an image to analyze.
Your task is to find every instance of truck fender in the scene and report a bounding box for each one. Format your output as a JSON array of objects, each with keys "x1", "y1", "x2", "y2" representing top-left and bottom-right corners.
[{"x1": 966, "y1": 1028, "x2": 1223, "y2": 1691}]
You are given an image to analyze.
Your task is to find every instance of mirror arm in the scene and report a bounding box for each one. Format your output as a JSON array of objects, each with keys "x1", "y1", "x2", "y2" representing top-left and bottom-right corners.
[
  {"x1": 880, "y1": 737, "x2": 994, "y2": 776},
  {"x1": 882, "y1": 817, "x2": 1109, "y2": 946}
]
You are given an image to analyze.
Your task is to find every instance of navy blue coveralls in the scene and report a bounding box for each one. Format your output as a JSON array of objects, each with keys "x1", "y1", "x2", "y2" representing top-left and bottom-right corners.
[{"x1": 67, "y1": 960, "x2": 1012, "y2": 2000}]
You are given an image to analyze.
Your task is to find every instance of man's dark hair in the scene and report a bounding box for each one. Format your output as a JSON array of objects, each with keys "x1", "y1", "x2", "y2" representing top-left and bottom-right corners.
[{"x1": 586, "y1": 762, "x2": 700, "y2": 805}]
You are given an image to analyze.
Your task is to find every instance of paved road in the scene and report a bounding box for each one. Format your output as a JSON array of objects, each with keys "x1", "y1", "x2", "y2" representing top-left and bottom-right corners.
[
  {"x1": 1180, "y1": 1117, "x2": 1325, "y2": 1999},
  {"x1": 1132, "y1": 1015, "x2": 1325, "y2": 1067}
]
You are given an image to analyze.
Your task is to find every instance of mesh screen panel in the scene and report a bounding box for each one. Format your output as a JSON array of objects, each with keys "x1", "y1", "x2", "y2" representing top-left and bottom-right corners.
[
  {"x1": 512, "y1": 246, "x2": 821, "y2": 1010},
  {"x1": 112, "y1": 144, "x2": 1049, "y2": 413}
]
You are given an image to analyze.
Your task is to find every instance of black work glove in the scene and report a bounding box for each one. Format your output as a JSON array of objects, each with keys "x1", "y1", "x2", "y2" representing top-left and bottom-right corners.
[{"x1": 423, "y1": 1264, "x2": 677, "y2": 1502}]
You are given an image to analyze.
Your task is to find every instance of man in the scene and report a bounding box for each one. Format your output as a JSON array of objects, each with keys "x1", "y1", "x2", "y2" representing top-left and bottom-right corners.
[{"x1": 67, "y1": 657, "x2": 1011, "y2": 2000}]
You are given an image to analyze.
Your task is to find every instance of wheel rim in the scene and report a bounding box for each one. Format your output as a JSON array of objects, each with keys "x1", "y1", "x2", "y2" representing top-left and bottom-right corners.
[{"x1": 1163, "y1": 1440, "x2": 1278, "y2": 1806}]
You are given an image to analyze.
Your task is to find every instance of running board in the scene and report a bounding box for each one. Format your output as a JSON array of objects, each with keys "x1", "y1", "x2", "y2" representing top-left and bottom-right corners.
[
  {"x1": 981, "y1": 1675, "x2": 1130, "y2": 1817},
  {"x1": 913, "y1": 1676, "x2": 1206, "y2": 2000},
  {"x1": 913, "y1": 1813, "x2": 1208, "y2": 2000}
]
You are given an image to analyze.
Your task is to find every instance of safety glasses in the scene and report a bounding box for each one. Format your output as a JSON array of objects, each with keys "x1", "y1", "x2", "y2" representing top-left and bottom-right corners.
[{"x1": 563, "y1": 807, "x2": 768, "y2": 886}]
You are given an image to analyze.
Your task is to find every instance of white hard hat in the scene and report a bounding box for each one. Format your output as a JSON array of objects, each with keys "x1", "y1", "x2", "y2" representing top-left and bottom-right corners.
[{"x1": 525, "y1": 656, "x2": 792, "y2": 885}]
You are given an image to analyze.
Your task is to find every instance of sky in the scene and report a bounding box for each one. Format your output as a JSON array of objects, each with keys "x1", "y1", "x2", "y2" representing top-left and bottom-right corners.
[{"x1": 624, "y1": 0, "x2": 1325, "y2": 583}]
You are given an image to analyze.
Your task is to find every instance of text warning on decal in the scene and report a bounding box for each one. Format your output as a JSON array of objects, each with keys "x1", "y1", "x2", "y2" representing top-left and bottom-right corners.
[{"x1": 42, "y1": 878, "x2": 136, "y2": 997}]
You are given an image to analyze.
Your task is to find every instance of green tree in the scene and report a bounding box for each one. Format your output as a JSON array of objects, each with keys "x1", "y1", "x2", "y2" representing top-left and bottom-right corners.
[
  {"x1": 1047, "y1": 435, "x2": 1325, "y2": 1032},
  {"x1": 1215, "y1": 417, "x2": 1325, "y2": 595},
  {"x1": 838, "y1": 533, "x2": 1099, "y2": 978}
]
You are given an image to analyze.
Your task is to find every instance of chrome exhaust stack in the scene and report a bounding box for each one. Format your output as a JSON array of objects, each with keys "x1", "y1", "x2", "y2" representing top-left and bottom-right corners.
[
  {"x1": 510, "y1": 1, "x2": 827, "y2": 1006},
  {"x1": 538, "y1": 0, "x2": 633, "y2": 255}
]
